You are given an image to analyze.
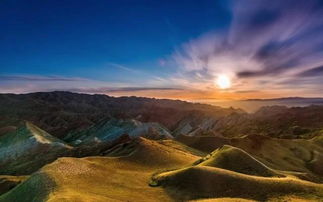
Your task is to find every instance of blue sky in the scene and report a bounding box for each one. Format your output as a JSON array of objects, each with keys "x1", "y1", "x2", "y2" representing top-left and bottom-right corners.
[
  {"x1": 0, "y1": 0, "x2": 230, "y2": 81},
  {"x1": 1, "y1": 0, "x2": 323, "y2": 100}
]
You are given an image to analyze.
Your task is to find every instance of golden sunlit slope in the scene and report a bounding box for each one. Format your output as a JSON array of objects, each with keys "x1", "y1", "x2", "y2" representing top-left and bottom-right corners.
[
  {"x1": 231, "y1": 135, "x2": 323, "y2": 182},
  {"x1": 149, "y1": 138, "x2": 323, "y2": 201},
  {"x1": 177, "y1": 134, "x2": 323, "y2": 182},
  {"x1": 151, "y1": 165, "x2": 323, "y2": 201},
  {"x1": 151, "y1": 145, "x2": 323, "y2": 201},
  {"x1": 2, "y1": 136, "x2": 323, "y2": 202},
  {"x1": 193, "y1": 145, "x2": 282, "y2": 177},
  {"x1": 0, "y1": 138, "x2": 199, "y2": 202},
  {"x1": 190, "y1": 198, "x2": 255, "y2": 202},
  {"x1": 157, "y1": 139, "x2": 206, "y2": 157}
]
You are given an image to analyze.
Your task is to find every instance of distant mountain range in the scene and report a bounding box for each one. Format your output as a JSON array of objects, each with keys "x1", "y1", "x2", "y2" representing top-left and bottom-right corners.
[
  {"x1": 245, "y1": 97, "x2": 323, "y2": 102},
  {"x1": 210, "y1": 97, "x2": 323, "y2": 112},
  {"x1": 0, "y1": 91, "x2": 239, "y2": 139},
  {"x1": 1, "y1": 91, "x2": 323, "y2": 141}
]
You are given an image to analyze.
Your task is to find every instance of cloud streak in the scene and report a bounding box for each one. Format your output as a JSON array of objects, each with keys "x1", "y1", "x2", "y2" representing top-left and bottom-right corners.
[
  {"x1": 0, "y1": 74, "x2": 186, "y2": 99},
  {"x1": 297, "y1": 65, "x2": 323, "y2": 77},
  {"x1": 63, "y1": 87, "x2": 183, "y2": 94},
  {"x1": 0, "y1": 75, "x2": 87, "y2": 82}
]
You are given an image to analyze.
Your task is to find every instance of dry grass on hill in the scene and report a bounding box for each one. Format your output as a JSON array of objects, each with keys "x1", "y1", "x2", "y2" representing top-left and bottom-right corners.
[
  {"x1": 2, "y1": 137, "x2": 323, "y2": 202},
  {"x1": 0, "y1": 138, "x2": 198, "y2": 202}
]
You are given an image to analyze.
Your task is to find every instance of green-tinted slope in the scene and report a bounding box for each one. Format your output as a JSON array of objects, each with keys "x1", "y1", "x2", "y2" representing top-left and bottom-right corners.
[
  {"x1": 0, "y1": 173, "x2": 54, "y2": 202},
  {"x1": 0, "y1": 175, "x2": 27, "y2": 195},
  {"x1": 0, "y1": 122, "x2": 72, "y2": 175}
]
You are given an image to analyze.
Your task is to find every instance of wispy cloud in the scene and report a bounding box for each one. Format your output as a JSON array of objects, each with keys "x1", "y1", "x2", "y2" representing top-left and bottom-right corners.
[
  {"x1": 63, "y1": 87, "x2": 183, "y2": 93},
  {"x1": 0, "y1": 73, "x2": 185, "y2": 98},
  {"x1": 107, "y1": 63, "x2": 142, "y2": 75},
  {"x1": 297, "y1": 65, "x2": 323, "y2": 77},
  {"x1": 170, "y1": 0, "x2": 323, "y2": 96},
  {"x1": 0, "y1": 75, "x2": 87, "y2": 82}
]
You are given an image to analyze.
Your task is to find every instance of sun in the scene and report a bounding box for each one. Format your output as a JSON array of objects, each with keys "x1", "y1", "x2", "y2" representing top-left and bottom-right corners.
[{"x1": 215, "y1": 75, "x2": 231, "y2": 89}]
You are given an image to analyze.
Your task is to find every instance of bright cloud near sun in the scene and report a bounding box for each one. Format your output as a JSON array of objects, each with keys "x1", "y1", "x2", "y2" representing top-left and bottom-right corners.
[{"x1": 170, "y1": 0, "x2": 323, "y2": 98}]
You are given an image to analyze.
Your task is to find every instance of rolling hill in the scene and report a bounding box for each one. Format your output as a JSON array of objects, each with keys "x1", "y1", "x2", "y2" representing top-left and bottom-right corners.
[{"x1": 2, "y1": 136, "x2": 323, "y2": 201}]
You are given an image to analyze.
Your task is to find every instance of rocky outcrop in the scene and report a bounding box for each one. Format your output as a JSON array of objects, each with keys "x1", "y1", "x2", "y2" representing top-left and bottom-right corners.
[{"x1": 64, "y1": 119, "x2": 173, "y2": 147}]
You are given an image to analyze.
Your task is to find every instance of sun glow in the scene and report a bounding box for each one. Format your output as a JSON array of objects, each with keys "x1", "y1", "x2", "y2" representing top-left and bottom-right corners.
[{"x1": 215, "y1": 75, "x2": 231, "y2": 89}]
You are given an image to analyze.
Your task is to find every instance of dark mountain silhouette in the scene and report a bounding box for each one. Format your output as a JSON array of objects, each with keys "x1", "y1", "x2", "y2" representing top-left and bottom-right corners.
[{"x1": 0, "y1": 91, "x2": 239, "y2": 139}]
